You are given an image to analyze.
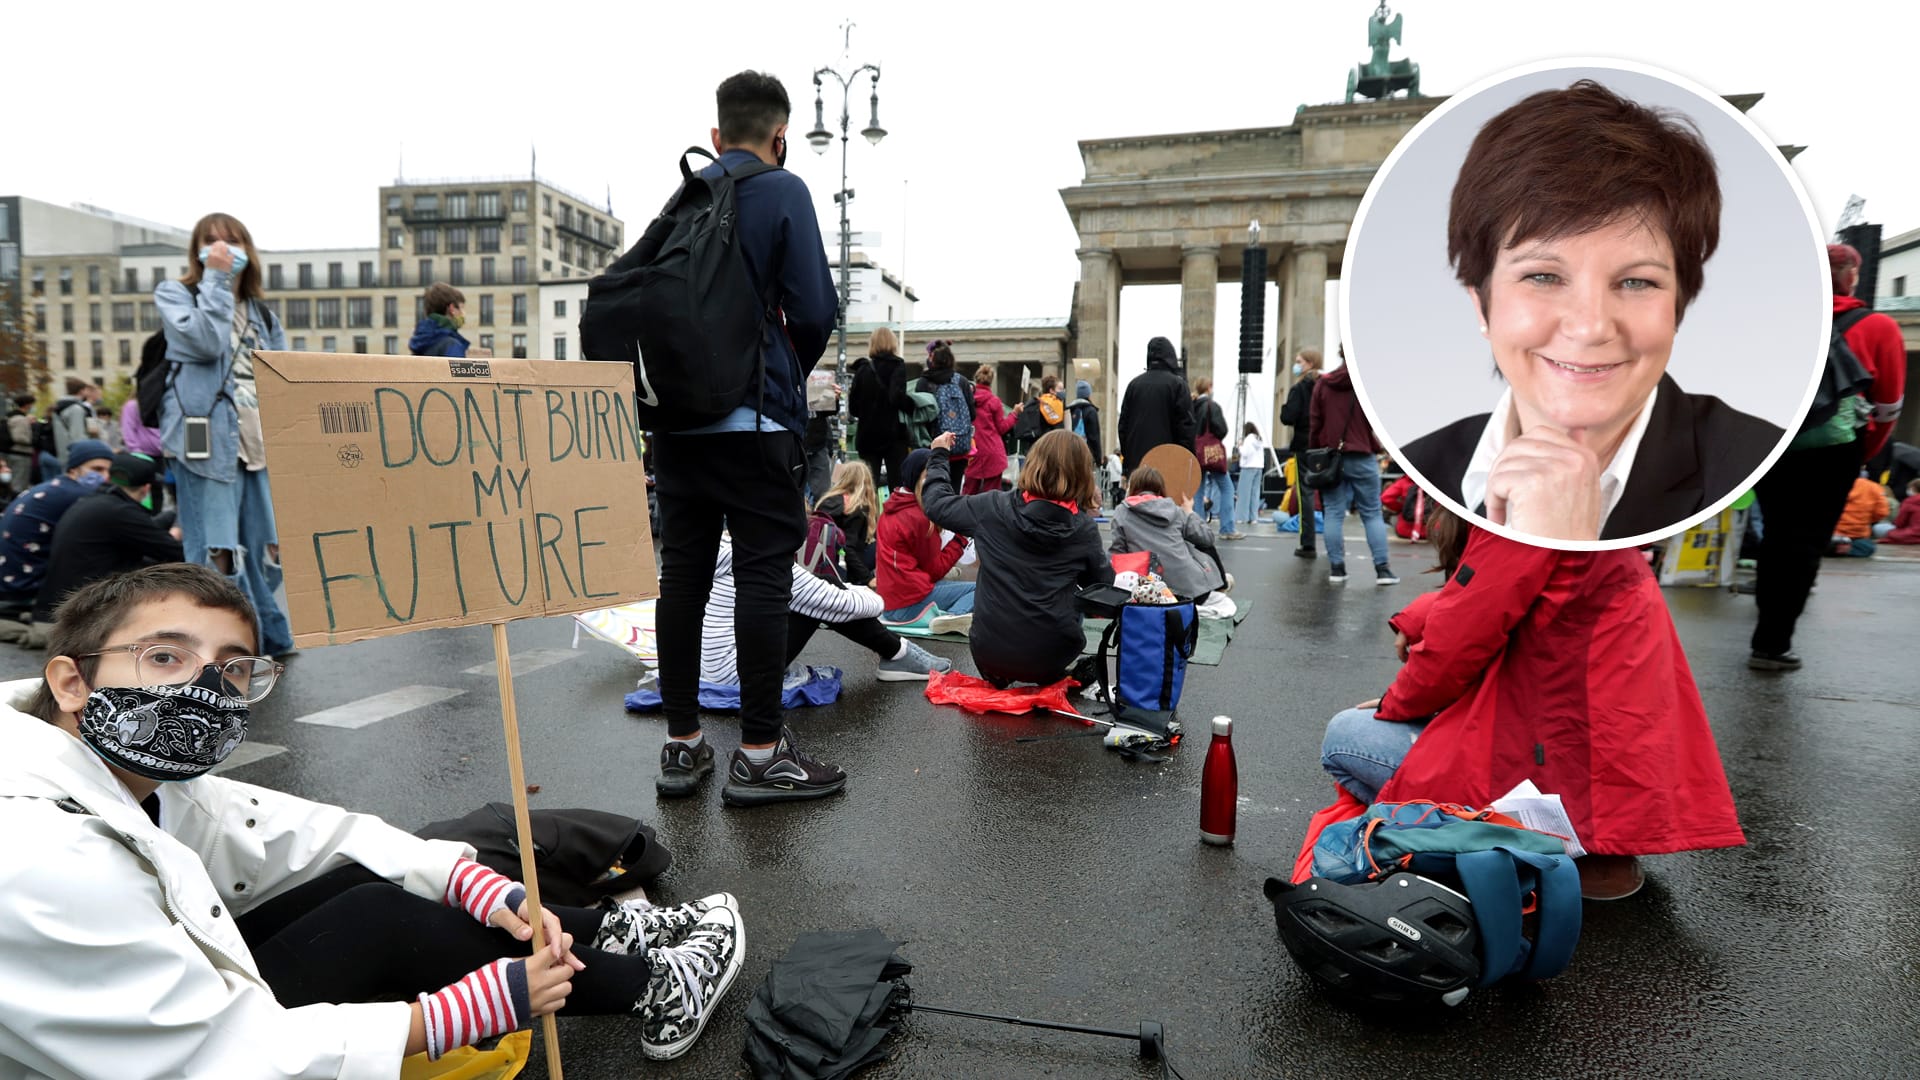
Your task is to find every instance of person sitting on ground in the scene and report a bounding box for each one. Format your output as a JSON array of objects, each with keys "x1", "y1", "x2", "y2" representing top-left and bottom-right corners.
[
  {"x1": 0, "y1": 563, "x2": 748, "y2": 1074},
  {"x1": 0, "y1": 439, "x2": 114, "y2": 619},
  {"x1": 875, "y1": 448, "x2": 975, "y2": 632},
  {"x1": 408, "y1": 282, "x2": 490, "y2": 359},
  {"x1": 1107, "y1": 466, "x2": 1229, "y2": 603},
  {"x1": 699, "y1": 535, "x2": 951, "y2": 686},
  {"x1": 810, "y1": 460, "x2": 882, "y2": 586},
  {"x1": 32, "y1": 453, "x2": 185, "y2": 630},
  {"x1": 1315, "y1": 512, "x2": 1745, "y2": 900},
  {"x1": 1829, "y1": 472, "x2": 1890, "y2": 557},
  {"x1": 1881, "y1": 479, "x2": 1920, "y2": 544},
  {"x1": 920, "y1": 429, "x2": 1116, "y2": 687},
  {"x1": 1379, "y1": 472, "x2": 1431, "y2": 541}
]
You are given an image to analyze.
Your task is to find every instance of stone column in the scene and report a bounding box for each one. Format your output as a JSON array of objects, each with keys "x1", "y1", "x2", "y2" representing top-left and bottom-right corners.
[
  {"x1": 1180, "y1": 245, "x2": 1219, "y2": 388},
  {"x1": 1289, "y1": 244, "x2": 1330, "y2": 364},
  {"x1": 1075, "y1": 248, "x2": 1119, "y2": 453}
]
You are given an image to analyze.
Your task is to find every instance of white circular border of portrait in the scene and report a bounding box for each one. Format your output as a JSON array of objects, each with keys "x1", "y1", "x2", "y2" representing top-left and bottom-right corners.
[{"x1": 1339, "y1": 55, "x2": 1831, "y2": 553}]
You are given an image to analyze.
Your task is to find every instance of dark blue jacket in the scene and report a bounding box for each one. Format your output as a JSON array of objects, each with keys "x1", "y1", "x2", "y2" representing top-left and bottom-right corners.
[
  {"x1": 701, "y1": 149, "x2": 837, "y2": 437},
  {"x1": 408, "y1": 317, "x2": 470, "y2": 358}
]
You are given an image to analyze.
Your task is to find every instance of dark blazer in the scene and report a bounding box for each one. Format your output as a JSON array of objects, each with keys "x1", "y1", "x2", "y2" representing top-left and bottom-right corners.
[{"x1": 1401, "y1": 373, "x2": 1784, "y2": 541}]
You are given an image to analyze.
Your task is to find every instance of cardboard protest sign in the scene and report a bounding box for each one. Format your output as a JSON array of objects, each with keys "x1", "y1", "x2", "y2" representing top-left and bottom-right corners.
[
  {"x1": 256, "y1": 353, "x2": 656, "y2": 647},
  {"x1": 1141, "y1": 443, "x2": 1202, "y2": 505}
]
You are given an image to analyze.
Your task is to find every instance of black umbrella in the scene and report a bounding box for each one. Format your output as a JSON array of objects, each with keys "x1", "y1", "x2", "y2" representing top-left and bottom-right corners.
[{"x1": 743, "y1": 930, "x2": 1195, "y2": 1079}]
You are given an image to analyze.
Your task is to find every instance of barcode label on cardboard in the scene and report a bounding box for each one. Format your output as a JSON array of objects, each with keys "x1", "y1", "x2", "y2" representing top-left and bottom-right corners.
[{"x1": 319, "y1": 402, "x2": 372, "y2": 435}]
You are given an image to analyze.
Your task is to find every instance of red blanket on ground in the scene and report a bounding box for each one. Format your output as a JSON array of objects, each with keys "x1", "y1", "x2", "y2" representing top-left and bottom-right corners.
[{"x1": 923, "y1": 670, "x2": 1080, "y2": 717}]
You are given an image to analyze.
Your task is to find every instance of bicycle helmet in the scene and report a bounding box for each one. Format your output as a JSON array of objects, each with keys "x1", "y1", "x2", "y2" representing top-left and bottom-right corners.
[{"x1": 1263, "y1": 872, "x2": 1480, "y2": 1007}]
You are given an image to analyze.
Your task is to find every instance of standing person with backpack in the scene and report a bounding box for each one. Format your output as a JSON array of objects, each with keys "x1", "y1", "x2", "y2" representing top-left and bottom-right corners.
[
  {"x1": 1309, "y1": 361, "x2": 1396, "y2": 585},
  {"x1": 1191, "y1": 377, "x2": 1242, "y2": 540},
  {"x1": 1747, "y1": 243, "x2": 1907, "y2": 671},
  {"x1": 4, "y1": 395, "x2": 34, "y2": 495},
  {"x1": 914, "y1": 340, "x2": 974, "y2": 490},
  {"x1": 964, "y1": 365, "x2": 1016, "y2": 495},
  {"x1": 609, "y1": 71, "x2": 844, "y2": 807},
  {"x1": 1066, "y1": 379, "x2": 1102, "y2": 463},
  {"x1": 49, "y1": 379, "x2": 99, "y2": 468},
  {"x1": 409, "y1": 283, "x2": 491, "y2": 359},
  {"x1": 1024, "y1": 375, "x2": 1068, "y2": 439},
  {"x1": 848, "y1": 327, "x2": 912, "y2": 493},
  {"x1": 152, "y1": 212, "x2": 295, "y2": 659}
]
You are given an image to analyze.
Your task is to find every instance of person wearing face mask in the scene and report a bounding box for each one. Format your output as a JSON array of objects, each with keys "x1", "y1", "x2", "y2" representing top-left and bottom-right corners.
[
  {"x1": 409, "y1": 282, "x2": 490, "y2": 358},
  {"x1": 0, "y1": 564, "x2": 751, "y2": 1075},
  {"x1": 31, "y1": 453, "x2": 185, "y2": 629},
  {"x1": 1278, "y1": 348, "x2": 1324, "y2": 556},
  {"x1": 0, "y1": 438, "x2": 113, "y2": 621},
  {"x1": 153, "y1": 212, "x2": 295, "y2": 659}
]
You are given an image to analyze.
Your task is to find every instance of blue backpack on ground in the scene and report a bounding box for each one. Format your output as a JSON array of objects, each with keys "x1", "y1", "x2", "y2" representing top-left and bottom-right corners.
[
  {"x1": 922, "y1": 376, "x2": 973, "y2": 456},
  {"x1": 1086, "y1": 599, "x2": 1198, "y2": 742}
]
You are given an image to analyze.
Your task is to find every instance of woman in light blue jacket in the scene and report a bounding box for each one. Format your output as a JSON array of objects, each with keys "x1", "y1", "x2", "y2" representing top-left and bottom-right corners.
[{"x1": 152, "y1": 212, "x2": 293, "y2": 655}]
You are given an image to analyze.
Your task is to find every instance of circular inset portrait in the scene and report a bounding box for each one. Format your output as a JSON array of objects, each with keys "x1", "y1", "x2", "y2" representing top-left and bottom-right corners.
[{"x1": 1342, "y1": 59, "x2": 1828, "y2": 549}]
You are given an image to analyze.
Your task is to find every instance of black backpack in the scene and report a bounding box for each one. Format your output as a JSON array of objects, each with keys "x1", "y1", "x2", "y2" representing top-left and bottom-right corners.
[
  {"x1": 580, "y1": 147, "x2": 779, "y2": 433},
  {"x1": 1798, "y1": 308, "x2": 1877, "y2": 434},
  {"x1": 136, "y1": 331, "x2": 172, "y2": 429},
  {"x1": 416, "y1": 802, "x2": 673, "y2": 908}
]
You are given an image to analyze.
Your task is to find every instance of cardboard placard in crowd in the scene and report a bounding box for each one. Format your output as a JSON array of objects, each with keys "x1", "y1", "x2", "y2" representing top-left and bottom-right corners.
[{"x1": 256, "y1": 352, "x2": 657, "y2": 646}]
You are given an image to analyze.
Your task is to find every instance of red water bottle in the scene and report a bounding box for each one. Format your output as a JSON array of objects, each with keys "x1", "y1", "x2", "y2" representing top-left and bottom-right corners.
[{"x1": 1199, "y1": 715, "x2": 1237, "y2": 846}]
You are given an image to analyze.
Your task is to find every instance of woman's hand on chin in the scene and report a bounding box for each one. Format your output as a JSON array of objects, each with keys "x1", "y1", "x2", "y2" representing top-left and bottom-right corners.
[{"x1": 1484, "y1": 428, "x2": 1604, "y2": 541}]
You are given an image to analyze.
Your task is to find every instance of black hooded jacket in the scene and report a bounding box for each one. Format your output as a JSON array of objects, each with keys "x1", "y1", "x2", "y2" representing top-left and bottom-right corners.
[
  {"x1": 1118, "y1": 337, "x2": 1196, "y2": 472},
  {"x1": 849, "y1": 351, "x2": 910, "y2": 453},
  {"x1": 920, "y1": 446, "x2": 1114, "y2": 683}
]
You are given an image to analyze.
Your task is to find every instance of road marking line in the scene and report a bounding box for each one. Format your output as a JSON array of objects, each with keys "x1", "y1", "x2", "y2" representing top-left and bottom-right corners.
[
  {"x1": 211, "y1": 741, "x2": 288, "y2": 773},
  {"x1": 462, "y1": 647, "x2": 585, "y2": 678},
  {"x1": 296, "y1": 686, "x2": 465, "y2": 729}
]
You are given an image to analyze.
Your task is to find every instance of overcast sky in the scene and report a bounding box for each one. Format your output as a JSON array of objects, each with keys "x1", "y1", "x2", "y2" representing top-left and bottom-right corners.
[{"x1": 13, "y1": 1, "x2": 1912, "y2": 435}]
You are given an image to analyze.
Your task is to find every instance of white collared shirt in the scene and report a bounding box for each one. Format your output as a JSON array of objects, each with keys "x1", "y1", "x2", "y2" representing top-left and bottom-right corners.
[{"x1": 1459, "y1": 386, "x2": 1659, "y2": 534}]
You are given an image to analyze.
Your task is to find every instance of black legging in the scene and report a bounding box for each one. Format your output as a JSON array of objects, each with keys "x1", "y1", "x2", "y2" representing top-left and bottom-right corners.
[
  {"x1": 861, "y1": 437, "x2": 910, "y2": 493},
  {"x1": 787, "y1": 610, "x2": 900, "y2": 663},
  {"x1": 238, "y1": 865, "x2": 649, "y2": 1014},
  {"x1": 1750, "y1": 439, "x2": 1865, "y2": 655}
]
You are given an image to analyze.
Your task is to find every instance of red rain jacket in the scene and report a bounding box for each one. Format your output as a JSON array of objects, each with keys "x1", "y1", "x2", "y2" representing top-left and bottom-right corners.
[
  {"x1": 1368, "y1": 530, "x2": 1746, "y2": 857},
  {"x1": 875, "y1": 488, "x2": 967, "y2": 611},
  {"x1": 1834, "y1": 294, "x2": 1907, "y2": 459}
]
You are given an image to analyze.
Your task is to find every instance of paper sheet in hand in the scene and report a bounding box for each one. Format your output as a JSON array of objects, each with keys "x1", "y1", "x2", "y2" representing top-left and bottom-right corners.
[{"x1": 1491, "y1": 779, "x2": 1586, "y2": 858}]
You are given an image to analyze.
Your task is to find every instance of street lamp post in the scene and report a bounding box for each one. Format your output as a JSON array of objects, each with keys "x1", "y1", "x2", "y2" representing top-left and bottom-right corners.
[{"x1": 807, "y1": 57, "x2": 885, "y2": 458}]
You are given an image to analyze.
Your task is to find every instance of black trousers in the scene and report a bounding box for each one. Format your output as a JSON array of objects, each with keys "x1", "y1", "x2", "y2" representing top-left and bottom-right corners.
[
  {"x1": 1750, "y1": 439, "x2": 1864, "y2": 655},
  {"x1": 238, "y1": 865, "x2": 648, "y2": 1014},
  {"x1": 787, "y1": 610, "x2": 900, "y2": 664},
  {"x1": 655, "y1": 431, "x2": 809, "y2": 744},
  {"x1": 860, "y1": 436, "x2": 910, "y2": 493}
]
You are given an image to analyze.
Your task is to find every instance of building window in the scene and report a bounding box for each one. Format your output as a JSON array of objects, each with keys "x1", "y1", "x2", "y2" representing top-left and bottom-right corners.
[
  {"x1": 317, "y1": 298, "x2": 342, "y2": 327},
  {"x1": 511, "y1": 294, "x2": 527, "y2": 325},
  {"x1": 477, "y1": 192, "x2": 500, "y2": 217},
  {"x1": 511, "y1": 334, "x2": 527, "y2": 358},
  {"x1": 112, "y1": 302, "x2": 134, "y2": 331},
  {"x1": 388, "y1": 260, "x2": 403, "y2": 287},
  {"x1": 542, "y1": 259, "x2": 552, "y2": 272},
  {"x1": 61, "y1": 304, "x2": 73, "y2": 331},
  {"x1": 413, "y1": 194, "x2": 439, "y2": 217},
  {"x1": 31, "y1": 269, "x2": 45, "y2": 296},
  {"x1": 560, "y1": 266, "x2": 571, "y2": 279},
  {"x1": 383, "y1": 296, "x2": 398, "y2": 328},
  {"x1": 64, "y1": 341, "x2": 76, "y2": 368},
  {"x1": 511, "y1": 256, "x2": 527, "y2": 284},
  {"x1": 480, "y1": 257, "x2": 496, "y2": 284},
  {"x1": 91, "y1": 340, "x2": 104, "y2": 368},
  {"x1": 419, "y1": 259, "x2": 434, "y2": 284},
  {"x1": 87, "y1": 265, "x2": 101, "y2": 293},
  {"x1": 553, "y1": 299, "x2": 566, "y2": 318},
  {"x1": 353, "y1": 261, "x2": 371, "y2": 287},
  {"x1": 542, "y1": 227, "x2": 552, "y2": 249},
  {"x1": 558, "y1": 204, "x2": 572, "y2": 230},
  {"x1": 59, "y1": 268, "x2": 72, "y2": 295},
  {"x1": 384, "y1": 334, "x2": 399, "y2": 354},
  {"x1": 298, "y1": 263, "x2": 314, "y2": 288},
  {"x1": 387, "y1": 194, "x2": 403, "y2": 213},
  {"x1": 285, "y1": 299, "x2": 311, "y2": 328},
  {"x1": 352, "y1": 336, "x2": 368, "y2": 354},
  {"x1": 260, "y1": 298, "x2": 280, "y2": 323},
  {"x1": 1896, "y1": 275, "x2": 1909, "y2": 298},
  {"x1": 553, "y1": 336, "x2": 567, "y2": 361},
  {"x1": 511, "y1": 190, "x2": 527, "y2": 212},
  {"x1": 140, "y1": 302, "x2": 158, "y2": 331},
  {"x1": 89, "y1": 304, "x2": 102, "y2": 332},
  {"x1": 448, "y1": 227, "x2": 469, "y2": 254},
  {"x1": 512, "y1": 224, "x2": 527, "y2": 246},
  {"x1": 478, "y1": 225, "x2": 500, "y2": 253},
  {"x1": 479, "y1": 333, "x2": 494, "y2": 350},
  {"x1": 327, "y1": 262, "x2": 343, "y2": 288},
  {"x1": 415, "y1": 297, "x2": 425, "y2": 323},
  {"x1": 322, "y1": 336, "x2": 337, "y2": 352},
  {"x1": 479, "y1": 295, "x2": 494, "y2": 326},
  {"x1": 291, "y1": 336, "x2": 306, "y2": 350},
  {"x1": 123, "y1": 268, "x2": 139, "y2": 293},
  {"x1": 542, "y1": 195, "x2": 552, "y2": 216},
  {"x1": 348, "y1": 297, "x2": 372, "y2": 327},
  {"x1": 560, "y1": 238, "x2": 573, "y2": 264},
  {"x1": 417, "y1": 227, "x2": 439, "y2": 254},
  {"x1": 268, "y1": 264, "x2": 284, "y2": 290},
  {"x1": 30, "y1": 304, "x2": 45, "y2": 331},
  {"x1": 389, "y1": 228, "x2": 405, "y2": 249},
  {"x1": 117, "y1": 338, "x2": 132, "y2": 365},
  {"x1": 449, "y1": 258, "x2": 465, "y2": 286},
  {"x1": 612, "y1": 226, "x2": 620, "y2": 248},
  {"x1": 447, "y1": 193, "x2": 469, "y2": 219}
]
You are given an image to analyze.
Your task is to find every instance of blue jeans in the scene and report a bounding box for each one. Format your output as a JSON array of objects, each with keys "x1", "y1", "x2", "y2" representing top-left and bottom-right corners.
[
  {"x1": 173, "y1": 463, "x2": 294, "y2": 656},
  {"x1": 1321, "y1": 451, "x2": 1390, "y2": 571},
  {"x1": 882, "y1": 579, "x2": 975, "y2": 621},
  {"x1": 1320, "y1": 706, "x2": 1430, "y2": 803},
  {"x1": 1200, "y1": 471, "x2": 1237, "y2": 536},
  {"x1": 1236, "y1": 466, "x2": 1264, "y2": 524}
]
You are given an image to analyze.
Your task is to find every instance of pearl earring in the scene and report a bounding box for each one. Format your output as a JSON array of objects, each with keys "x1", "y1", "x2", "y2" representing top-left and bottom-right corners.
[{"x1": 1479, "y1": 323, "x2": 1488, "y2": 334}]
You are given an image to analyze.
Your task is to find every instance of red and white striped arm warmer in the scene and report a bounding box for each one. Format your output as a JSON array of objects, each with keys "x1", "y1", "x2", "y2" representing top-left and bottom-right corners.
[
  {"x1": 442, "y1": 858, "x2": 528, "y2": 926},
  {"x1": 417, "y1": 958, "x2": 531, "y2": 1060}
]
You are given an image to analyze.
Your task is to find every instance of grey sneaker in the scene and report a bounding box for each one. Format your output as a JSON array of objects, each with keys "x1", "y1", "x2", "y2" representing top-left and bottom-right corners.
[
  {"x1": 637, "y1": 905, "x2": 746, "y2": 1060},
  {"x1": 593, "y1": 892, "x2": 738, "y2": 955},
  {"x1": 876, "y1": 641, "x2": 952, "y2": 682},
  {"x1": 721, "y1": 728, "x2": 847, "y2": 807},
  {"x1": 656, "y1": 738, "x2": 714, "y2": 798}
]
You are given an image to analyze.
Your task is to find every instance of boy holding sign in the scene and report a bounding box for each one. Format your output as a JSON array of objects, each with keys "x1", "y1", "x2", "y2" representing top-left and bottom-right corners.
[{"x1": 0, "y1": 564, "x2": 747, "y2": 1074}]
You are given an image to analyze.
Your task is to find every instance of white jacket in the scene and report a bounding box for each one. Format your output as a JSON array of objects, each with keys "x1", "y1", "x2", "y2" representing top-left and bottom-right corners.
[{"x1": 0, "y1": 679, "x2": 472, "y2": 1080}]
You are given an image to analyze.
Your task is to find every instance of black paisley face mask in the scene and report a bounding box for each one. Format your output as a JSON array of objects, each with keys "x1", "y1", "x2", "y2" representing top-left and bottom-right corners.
[{"x1": 77, "y1": 666, "x2": 250, "y2": 782}]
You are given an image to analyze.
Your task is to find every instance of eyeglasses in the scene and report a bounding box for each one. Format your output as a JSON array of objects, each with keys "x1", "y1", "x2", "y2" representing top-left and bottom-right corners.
[{"x1": 79, "y1": 643, "x2": 284, "y2": 704}]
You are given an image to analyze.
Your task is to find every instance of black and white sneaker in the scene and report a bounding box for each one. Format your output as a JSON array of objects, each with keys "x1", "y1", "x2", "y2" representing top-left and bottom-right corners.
[
  {"x1": 637, "y1": 904, "x2": 746, "y2": 1060},
  {"x1": 720, "y1": 728, "x2": 847, "y2": 807},
  {"x1": 656, "y1": 738, "x2": 714, "y2": 798},
  {"x1": 593, "y1": 892, "x2": 738, "y2": 955}
]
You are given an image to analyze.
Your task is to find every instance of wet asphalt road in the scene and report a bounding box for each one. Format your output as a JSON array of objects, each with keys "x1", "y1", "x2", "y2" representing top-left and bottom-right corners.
[{"x1": 6, "y1": 528, "x2": 1917, "y2": 1080}]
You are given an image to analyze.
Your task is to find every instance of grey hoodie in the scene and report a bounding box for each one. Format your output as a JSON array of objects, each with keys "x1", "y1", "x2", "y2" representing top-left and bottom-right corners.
[{"x1": 1107, "y1": 494, "x2": 1225, "y2": 598}]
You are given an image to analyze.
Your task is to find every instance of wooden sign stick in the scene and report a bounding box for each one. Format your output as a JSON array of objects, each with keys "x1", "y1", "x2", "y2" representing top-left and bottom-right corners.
[{"x1": 490, "y1": 622, "x2": 564, "y2": 1079}]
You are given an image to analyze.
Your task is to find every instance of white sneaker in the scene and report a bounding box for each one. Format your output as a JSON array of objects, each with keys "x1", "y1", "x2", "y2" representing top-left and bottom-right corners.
[
  {"x1": 928, "y1": 612, "x2": 973, "y2": 635},
  {"x1": 637, "y1": 905, "x2": 746, "y2": 1060}
]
